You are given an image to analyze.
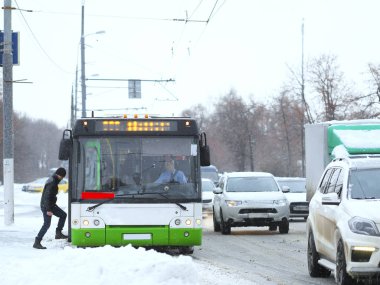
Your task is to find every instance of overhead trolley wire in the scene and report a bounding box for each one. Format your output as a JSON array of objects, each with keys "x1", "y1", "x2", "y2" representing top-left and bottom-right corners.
[{"x1": 14, "y1": 0, "x2": 72, "y2": 74}]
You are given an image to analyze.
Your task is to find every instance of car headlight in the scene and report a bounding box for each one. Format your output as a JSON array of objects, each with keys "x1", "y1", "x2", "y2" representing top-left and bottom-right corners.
[
  {"x1": 226, "y1": 200, "x2": 242, "y2": 207},
  {"x1": 273, "y1": 199, "x2": 287, "y2": 206},
  {"x1": 348, "y1": 217, "x2": 380, "y2": 236}
]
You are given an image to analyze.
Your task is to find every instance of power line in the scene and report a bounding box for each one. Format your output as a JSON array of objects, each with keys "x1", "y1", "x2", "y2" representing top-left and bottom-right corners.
[
  {"x1": 14, "y1": 0, "x2": 71, "y2": 74},
  {"x1": 208, "y1": 0, "x2": 227, "y2": 22},
  {"x1": 206, "y1": 0, "x2": 220, "y2": 23}
]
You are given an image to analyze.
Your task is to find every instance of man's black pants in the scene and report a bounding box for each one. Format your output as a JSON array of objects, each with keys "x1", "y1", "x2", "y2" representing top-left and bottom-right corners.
[{"x1": 36, "y1": 205, "x2": 67, "y2": 241}]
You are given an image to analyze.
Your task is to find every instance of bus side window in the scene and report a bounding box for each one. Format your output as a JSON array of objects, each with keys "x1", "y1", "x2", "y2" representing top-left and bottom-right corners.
[{"x1": 85, "y1": 147, "x2": 99, "y2": 190}]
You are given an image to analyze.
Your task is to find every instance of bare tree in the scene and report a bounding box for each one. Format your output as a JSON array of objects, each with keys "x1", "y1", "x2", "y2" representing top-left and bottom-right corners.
[
  {"x1": 213, "y1": 90, "x2": 251, "y2": 171},
  {"x1": 308, "y1": 54, "x2": 354, "y2": 121},
  {"x1": 181, "y1": 104, "x2": 209, "y2": 131},
  {"x1": 181, "y1": 103, "x2": 227, "y2": 170},
  {"x1": 0, "y1": 102, "x2": 63, "y2": 183},
  {"x1": 270, "y1": 90, "x2": 304, "y2": 177},
  {"x1": 286, "y1": 64, "x2": 314, "y2": 124},
  {"x1": 14, "y1": 115, "x2": 62, "y2": 182},
  {"x1": 349, "y1": 63, "x2": 380, "y2": 118}
]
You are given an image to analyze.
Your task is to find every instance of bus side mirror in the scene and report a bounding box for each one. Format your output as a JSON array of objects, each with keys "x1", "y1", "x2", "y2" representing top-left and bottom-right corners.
[
  {"x1": 59, "y1": 129, "x2": 72, "y2": 161},
  {"x1": 199, "y1": 132, "x2": 210, "y2": 166}
]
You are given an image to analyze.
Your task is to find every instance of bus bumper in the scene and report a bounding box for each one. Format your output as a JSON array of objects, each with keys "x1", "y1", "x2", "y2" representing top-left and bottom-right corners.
[{"x1": 71, "y1": 226, "x2": 202, "y2": 247}]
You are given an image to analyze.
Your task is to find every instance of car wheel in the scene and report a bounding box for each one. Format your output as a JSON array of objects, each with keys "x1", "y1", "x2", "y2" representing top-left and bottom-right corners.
[
  {"x1": 220, "y1": 211, "x2": 231, "y2": 235},
  {"x1": 213, "y1": 208, "x2": 221, "y2": 232},
  {"x1": 279, "y1": 218, "x2": 289, "y2": 234},
  {"x1": 307, "y1": 231, "x2": 331, "y2": 278},
  {"x1": 269, "y1": 225, "x2": 277, "y2": 231},
  {"x1": 336, "y1": 239, "x2": 354, "y2": 285}
]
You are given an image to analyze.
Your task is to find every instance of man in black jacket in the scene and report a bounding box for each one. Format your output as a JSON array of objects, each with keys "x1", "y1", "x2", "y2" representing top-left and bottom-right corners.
[{"x1": 33, "y1": 167, "x2": 68, "y2": 249}]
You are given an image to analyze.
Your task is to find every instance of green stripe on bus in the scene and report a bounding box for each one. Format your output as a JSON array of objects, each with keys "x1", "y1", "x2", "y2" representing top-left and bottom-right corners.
[{"x1": 71, "y1": 227, "x2": 202, "y2": 247}]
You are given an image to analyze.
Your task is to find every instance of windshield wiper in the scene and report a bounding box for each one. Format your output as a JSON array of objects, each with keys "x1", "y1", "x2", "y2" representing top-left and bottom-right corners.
[
  {"x1": 86, "y1": 194, "x2": 129, "y2": 212},
  {"x1": 86, "y1": 191, "x2": 187, "y2": 212},
  {"x1": 352, "y1": 196, "x2": 377, "y2": 200},
  {"x1": 141, "y1": 191, "x2": 187, "y2": 211}
]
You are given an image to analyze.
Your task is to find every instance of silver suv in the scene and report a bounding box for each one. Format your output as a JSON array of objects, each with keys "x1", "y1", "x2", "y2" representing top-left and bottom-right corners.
[
  {"x1": 307, "y1": 155, "x2": 380, "y2": 284},
  {"x1": 213, "y1": 172, "x2": 290, "y2": 234}
]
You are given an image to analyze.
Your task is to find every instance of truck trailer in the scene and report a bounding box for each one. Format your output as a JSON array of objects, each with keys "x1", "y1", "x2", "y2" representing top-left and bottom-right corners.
[{"x1": 305, "y1": 119, "x2": 380, "y2": 201}]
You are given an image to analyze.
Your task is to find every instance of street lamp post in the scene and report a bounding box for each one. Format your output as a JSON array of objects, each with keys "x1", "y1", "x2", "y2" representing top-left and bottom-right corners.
[
  {"x1": 80, "y1": 3, "x2": 86, "y2": 118},
  {"x1": 80, "y1": 3, "x2": 105, "y2": 118}
]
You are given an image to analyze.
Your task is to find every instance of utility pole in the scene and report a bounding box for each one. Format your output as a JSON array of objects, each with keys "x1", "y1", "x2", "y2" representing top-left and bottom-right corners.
[
  {"x1": 301, "y1": 19, "x2": 306, "y2": 177},
  {"x1": 74, "y1": 65, "x2": 78, "y2": 122},
  {"x1": 80, "y1": 3, "x2": 86, "y2": 118},
  {"x1": 70, "y1": 85, "x2": 74, "y2": 127},
  {"x1": 2, "y1": 0, "x2": 15, "y2": 225}
]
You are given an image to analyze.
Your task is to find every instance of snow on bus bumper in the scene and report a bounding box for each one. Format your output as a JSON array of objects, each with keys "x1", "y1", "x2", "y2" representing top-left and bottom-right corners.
[{"x1": 71, "y1": 226, "x2": 202, "y2": 247}]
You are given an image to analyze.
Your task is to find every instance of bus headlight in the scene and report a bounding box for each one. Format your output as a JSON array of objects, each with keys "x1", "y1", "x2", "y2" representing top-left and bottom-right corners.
[
  {"x1": 175, "y1": 219, "x2": 181, "y2": 225},
  {"x1": 94, "y1": 219, "x2": 100, "y2": 226},
  {"x1": 196, "y1": 219, "x2": 202, "y2": 225},
  {"x1": 83, "y1": 219, "x2": 89, "y2": 226},
  {"x1": 185, "y1": 219, "x2": 192, "y2": 226}
]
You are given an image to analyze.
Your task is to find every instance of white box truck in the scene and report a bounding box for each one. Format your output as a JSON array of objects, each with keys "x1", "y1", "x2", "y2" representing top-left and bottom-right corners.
[{"x1": 305, "y1": 119, "x2": 380, "y2": 201}]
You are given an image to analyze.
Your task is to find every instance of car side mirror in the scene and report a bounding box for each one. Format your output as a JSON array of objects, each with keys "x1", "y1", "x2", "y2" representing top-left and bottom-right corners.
[
  {"x1": 322, "y1": 192, "x2": 341, "y2": 206},
  {"x1": 213, "y1": 187, "x2": 223, "y2": 194},
  {"x1": 282, "y1": 186, "x2": 290, "y2": 193}
]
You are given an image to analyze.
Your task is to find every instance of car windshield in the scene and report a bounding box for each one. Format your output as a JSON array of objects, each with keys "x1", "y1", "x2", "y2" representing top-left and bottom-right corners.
[
  {"x1": 226, "y1": 177, "x2": 279, "y2": 192},
  {"x1": 349, "y1": 169, "x2": 380, "y2": 199},
  {"x1": 277, "y1": 180, "x2": 306, "y2": 193},
  {"x1": 201, "y1": 166, "x2": 219, "y2": 183},
  {"x1": 32, "y1": 178, "x2": 48, "y2": 184},
  {"x1": 202, "y1": 180, "x2": 215, "y2": 192}
]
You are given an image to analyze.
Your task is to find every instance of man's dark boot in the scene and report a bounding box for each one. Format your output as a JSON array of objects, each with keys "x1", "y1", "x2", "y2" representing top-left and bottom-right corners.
[
  {"x1": 33, "y1": 238, "x2": 47, "y2": 249},
  {"x1": 55, "y1": 229, "x2": 68, "y2": 239}
]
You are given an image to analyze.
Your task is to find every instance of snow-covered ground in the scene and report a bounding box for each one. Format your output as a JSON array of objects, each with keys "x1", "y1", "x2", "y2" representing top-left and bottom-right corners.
[{"x1": 0, "y1": 184, "x2": 255, "y2": 285}]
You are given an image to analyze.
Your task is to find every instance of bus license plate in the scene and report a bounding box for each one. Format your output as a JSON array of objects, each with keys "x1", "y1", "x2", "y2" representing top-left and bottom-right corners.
[{"x1": 123, "y1": 234, "x2": 151, "y2": 240}]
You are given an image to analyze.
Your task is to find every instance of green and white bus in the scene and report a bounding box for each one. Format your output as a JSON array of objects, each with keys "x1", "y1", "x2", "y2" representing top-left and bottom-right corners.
[{"x1": 59, "y1": 115, "x2": 210, "y2": 254}]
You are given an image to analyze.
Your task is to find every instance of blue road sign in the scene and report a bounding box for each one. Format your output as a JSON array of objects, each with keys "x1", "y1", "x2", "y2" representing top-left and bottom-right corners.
[{"x1": 0, "y1": 31, "x2": 20, "y2": 65}]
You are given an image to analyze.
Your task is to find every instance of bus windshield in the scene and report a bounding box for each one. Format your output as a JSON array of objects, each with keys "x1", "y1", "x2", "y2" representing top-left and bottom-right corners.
[{"x1": 74, "y1": 136, "x2": 200, "y2": 201}]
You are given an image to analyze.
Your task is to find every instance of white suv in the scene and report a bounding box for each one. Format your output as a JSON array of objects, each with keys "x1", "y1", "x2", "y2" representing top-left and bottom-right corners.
[
  {"x1": 307, "y1": 155, "x2": 380, "y2": 284},
  {"x1": 213, "y1": 172, "x2": 290, "y2": 235}
]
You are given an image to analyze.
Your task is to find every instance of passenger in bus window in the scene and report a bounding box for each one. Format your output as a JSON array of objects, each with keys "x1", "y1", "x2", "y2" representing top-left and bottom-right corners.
[{"x1": 154, "y1": 159, "x2": 187, "y2": 184}]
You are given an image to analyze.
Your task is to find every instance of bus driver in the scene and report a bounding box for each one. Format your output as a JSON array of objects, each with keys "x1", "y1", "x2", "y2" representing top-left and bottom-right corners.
[{"x1": 155, "y1": 159, "x2": 187, "y2": 184}]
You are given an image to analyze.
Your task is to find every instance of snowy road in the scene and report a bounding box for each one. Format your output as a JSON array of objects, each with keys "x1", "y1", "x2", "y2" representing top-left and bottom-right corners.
[
  {"x1": 194, "y1": 214, "x2": 337, "y2": 285},
  {"x1": 1, "y1": 186, "x2": 336, "y2": 285},
  {"x1": 0, "y1": 187, "x2": 261, "y2": 285}
]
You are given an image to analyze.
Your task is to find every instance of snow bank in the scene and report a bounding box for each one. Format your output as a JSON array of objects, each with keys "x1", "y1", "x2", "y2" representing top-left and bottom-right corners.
[{"x1": 0, "y1": 184, "x2": 257, "y2": 285}]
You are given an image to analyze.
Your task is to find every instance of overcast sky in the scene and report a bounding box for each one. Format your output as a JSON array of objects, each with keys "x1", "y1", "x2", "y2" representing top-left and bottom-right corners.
[{"x1": 2, "y1": 0, "x2": 380, "y2": 128}]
